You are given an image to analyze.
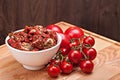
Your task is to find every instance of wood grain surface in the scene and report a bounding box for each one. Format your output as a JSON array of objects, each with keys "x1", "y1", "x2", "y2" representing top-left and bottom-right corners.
[
  {"x1": 0, "y1": 22, "x2": 120, "y2": 80},
  {"x1": 0, "y1": 0, "x2": 120, "y2": 45}
]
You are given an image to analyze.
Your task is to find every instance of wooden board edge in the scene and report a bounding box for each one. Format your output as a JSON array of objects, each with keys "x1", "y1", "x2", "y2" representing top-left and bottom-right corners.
[{"x1": 0, "y1": 44, "x2": 6, "y2": 49}]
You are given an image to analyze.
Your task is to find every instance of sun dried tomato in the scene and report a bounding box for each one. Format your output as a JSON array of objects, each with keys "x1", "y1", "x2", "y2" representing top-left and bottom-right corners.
[{"x1": 8, "y1": 25, "x2": 57, "y2": 51}]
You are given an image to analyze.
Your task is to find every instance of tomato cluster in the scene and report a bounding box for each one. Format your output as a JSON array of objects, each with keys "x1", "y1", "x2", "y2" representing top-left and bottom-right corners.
[{"x1": 46, "y1": 24, "x2": 97, "y2": 77}]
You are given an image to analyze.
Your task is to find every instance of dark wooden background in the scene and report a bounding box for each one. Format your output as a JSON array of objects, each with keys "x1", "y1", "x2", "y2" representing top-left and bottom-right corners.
[{"x1": 0, "y1": 0, "x2": 120, "y2": 45}]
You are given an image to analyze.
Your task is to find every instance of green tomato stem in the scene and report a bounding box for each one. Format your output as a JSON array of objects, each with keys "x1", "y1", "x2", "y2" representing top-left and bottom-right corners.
[{"x1": 79, "y1": 43, "x2": 89, "y2": 60}]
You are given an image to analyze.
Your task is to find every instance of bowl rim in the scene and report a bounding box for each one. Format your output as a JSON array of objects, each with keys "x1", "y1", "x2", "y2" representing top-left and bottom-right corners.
[{"x1": 5, "y1": 29, "x2": 62, "y2": 54}]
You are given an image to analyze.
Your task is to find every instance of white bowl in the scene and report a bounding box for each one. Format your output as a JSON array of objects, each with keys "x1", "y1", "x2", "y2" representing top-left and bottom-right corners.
[{"x1": 5, "y1": 31, "x2": 62, "y2": 70}]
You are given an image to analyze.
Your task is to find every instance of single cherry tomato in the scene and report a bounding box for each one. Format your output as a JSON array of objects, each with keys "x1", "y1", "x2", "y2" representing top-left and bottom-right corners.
[
  {"x1": 60, "y1": 61, "x2": 73, "y2": 74},
  {"x1": 80, "y1": 60, "x2": 94, "y2": 73},
  {"x1": 83, "y1": 36, "x2": 95, "y2": 47},
  {"x1": 68, "y1": 50, "x2": 83, "y2": 65},
  {"x1": 64, "y1": 27, "x2": 84, "y2": 39},
  {"x1": 82, "y1": 48, "x2": 97, "y2": 60},
  {"x1": 69, "y1": 39, "x2": 80, "y2": 50},
  {"x1": 46, "y1": 24, "x2": 63, "y2": 33},
  {"x1": 59, "y1": 47, "x2": 70, "y2": 56},
  {"x1": 47, "y1": 64, "x2": 60, "y2": 77},
  {"x1": 59, "y1": 33, "x2": 71, "y2": 51}
]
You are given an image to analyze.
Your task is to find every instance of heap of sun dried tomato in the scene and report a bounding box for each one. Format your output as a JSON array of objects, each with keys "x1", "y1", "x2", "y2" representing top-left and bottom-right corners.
[{"x1": 8, "y1": 25, "x2": 57, "y2": 51}]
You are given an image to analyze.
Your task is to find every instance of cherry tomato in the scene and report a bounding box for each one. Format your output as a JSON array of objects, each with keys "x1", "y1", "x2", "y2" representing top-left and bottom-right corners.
[
  {"x1": 64, "y1": 27, "x2": 84, "y2": 39},
  {"x1": 46, "y1": 24, "x2": 63, "y2": 33},
  {"x1": 82, "y1": 48, "x2": 97, "y2": 60},
  {"x1": 80, "y1": 60, "x2": 94, "y2": 73},
  {"x1": 83, "y1": 36, "x2": 95, "y2": 47},
  {"x1": 47, "y1": 64, "x2": 60, "y2": 77},
  {"x1": 60, "y1": 61, "x2": 73, "y2": 74},
  {"x1": 59, "y1": 47, "x2": 70, "y2": 56},
  {"x1": 69, "y1": 39, "x2": 80, "y2": 50},
  {"x1": 59, "y1": 33, "x2": 71, "y2": 51},
  {"x1": 68, "y1": 50, "x2": 83, "y2": 65}
]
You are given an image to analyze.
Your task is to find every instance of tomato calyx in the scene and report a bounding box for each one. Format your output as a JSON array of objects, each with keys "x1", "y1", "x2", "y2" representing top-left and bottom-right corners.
[
  {"x1": 55, "y1": 50, "x2": 65, "y2": 61},
  {"x1": 82, "y1": 44, "x2": 91, "y2": 49},
  {"x1": 69, "y1": 38, "x2": 81, "y2": 50}
]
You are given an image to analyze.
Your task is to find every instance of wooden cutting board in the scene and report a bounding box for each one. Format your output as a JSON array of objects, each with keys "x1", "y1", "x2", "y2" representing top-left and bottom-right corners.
[{"x1": 0, "y1": 22, "x2": 120, "y2": 80}]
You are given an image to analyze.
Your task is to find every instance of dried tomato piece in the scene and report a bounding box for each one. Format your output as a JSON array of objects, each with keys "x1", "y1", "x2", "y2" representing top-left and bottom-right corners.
[
  {"x1": 24, "y1": 26, "x2": 32, "y2": 33},
  {"x1": 8, "y1": 38, "x2": 16, "y2": 45},
  {"x1": 32, "y1": 38, "x2": 44, "y2": 50},
  {"x1": 29, "y1": 28, "x2": 37, "y2": 35},
  {"x1": 32, "y1": 35, "x2": 42, "y2": 42},
  {"x1": 11, "y1": 41, "x2": 21, "y2": 49},
  {"x1": 21, "y1": 42, "x2": 33, "y2": 51},
  {"x1": 43, "y1": 38, "x2": 56, "y2": 49}
]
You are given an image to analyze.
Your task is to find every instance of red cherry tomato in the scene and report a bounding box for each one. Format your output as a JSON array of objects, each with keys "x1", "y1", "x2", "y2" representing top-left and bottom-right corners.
[
  {"x1": 82, "y1": 48, "x2": 97, "y2": 60},
  {"x1": 47, "y1": 64, "x2": 60, "y2": 77},
  {"x1": 80, "y1": 60, "x2": 94, "y2": 73},
  {"x1": 46, "y1": 24, "x2": 63, "y2": 33},
  {"x1": 83, "y1": 36, "x2": 95, "y2": 47},
  {"x1": 59, "y1": 47, "x2": 70, "y2": 56},
  {"x1": 69, "y1": 39, "x2": 80, "y2": 50},
  {"x1": 65, "y1": 27, "x2": 84, "y2": 39},
  {"x1": 60, "y1": 61, "x2": 73, "y2": 74},
  {"x1": 68, "y1": 50, "x2": 83, "y2": 65},
  {"x1": 59, "y1": 33, "x2": 71, "y2": 51}
]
